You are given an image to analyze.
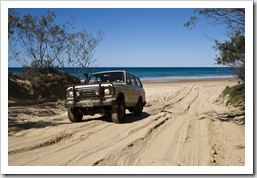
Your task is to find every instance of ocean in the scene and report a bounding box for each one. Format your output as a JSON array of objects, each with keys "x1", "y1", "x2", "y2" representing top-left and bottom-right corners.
[{"x1": 8, "y1": 67, "x2": 234, "y2": 80}]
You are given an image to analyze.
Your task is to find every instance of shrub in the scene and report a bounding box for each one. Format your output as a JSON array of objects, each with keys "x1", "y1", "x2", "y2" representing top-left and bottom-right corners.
[
  {"x1": 221, "y1": 84, "x2": 245, "y2": 106},
  {"x1": 10, "y1": 68, "x2": 81, "y2": 100}
]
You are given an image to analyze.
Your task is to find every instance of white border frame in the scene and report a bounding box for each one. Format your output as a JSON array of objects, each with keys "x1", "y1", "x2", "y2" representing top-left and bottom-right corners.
[{"x1": 1, "y1": 0, "x2": 253, "y2": 174}]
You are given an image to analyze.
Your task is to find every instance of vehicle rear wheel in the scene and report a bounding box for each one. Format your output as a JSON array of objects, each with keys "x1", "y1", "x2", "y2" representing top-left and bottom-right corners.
[
  {"x1": 133, "y1": 98, "x2": 143, "y2": 116},
  {"x1": 68, "y1": 108, "x2": 83, "y2": 122},
  {"x1": 111, "y1": 101, "x2": 125, "y2": 123}
]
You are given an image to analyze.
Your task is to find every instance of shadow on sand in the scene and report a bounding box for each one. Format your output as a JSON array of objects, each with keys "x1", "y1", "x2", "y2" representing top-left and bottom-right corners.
[
  {"x1": 8, "y1": 119, "x2": 71, "y2": 133},
  {"x1": 82, "y1": 112, "x2": 151, "y2": 124},
  {"x1": 8, "y1": 112, "x2": 151, "y2": 133}
]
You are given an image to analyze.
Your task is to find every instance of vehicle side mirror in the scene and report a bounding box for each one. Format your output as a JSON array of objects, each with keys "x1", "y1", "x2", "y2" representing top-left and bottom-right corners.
[
  {"x1": 83, "y1": 73, "x2": 89, "y2": 83},
  {"x1": 83, "y1": 73, "x2": 88, "y2": 78}
]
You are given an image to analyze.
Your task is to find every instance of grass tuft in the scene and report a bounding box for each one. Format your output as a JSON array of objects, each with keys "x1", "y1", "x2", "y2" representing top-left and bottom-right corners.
[{"x1": 221, "y1": 84, "x2": 245, "y2": 106}]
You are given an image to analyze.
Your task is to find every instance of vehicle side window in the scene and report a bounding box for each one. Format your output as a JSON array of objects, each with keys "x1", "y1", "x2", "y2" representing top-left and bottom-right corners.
[
  {"x1": 130, "y1": 74, "x2": 137, "y2": 87},
  {"x1": 126, "y1": 73, "x2": 131, "y2": 85},
  {"x1": 88, "y1": 76, "x2": 101, "y2": 84},
  {"x1": 135, "y1": 77, "x2": 142, "y2": 88}
]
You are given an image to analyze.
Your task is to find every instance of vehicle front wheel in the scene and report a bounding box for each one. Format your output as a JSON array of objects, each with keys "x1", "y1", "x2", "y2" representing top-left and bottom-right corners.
[
  {"x1": 133, "y1": 98, "x2": 143, "y2": 116},
  {"x1": 111, "y1": 101, "x2": 125, "y2": 123},
  {"x1": 68, "y1": 108, "x2": 83, "y2": 122}
]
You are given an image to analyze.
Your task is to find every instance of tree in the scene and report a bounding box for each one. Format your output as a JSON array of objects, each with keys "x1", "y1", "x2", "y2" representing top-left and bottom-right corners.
[
  {"x1": 214, "y1": 32, "x2": 245, "y2": 81},
  {"x1": 8, "y1": 9, "x2": 104, "y2": 73},
  {"x1": 184, "y1": 8, "x2": 245, "y2": 34},
  {"x1": 185, "y1": 8, "x2": 245, "y2": 82},
  {"x1": 8, "y1": 9, "x2": 20, "y2": 38},
  {"x1": 9, "y1": 10, "x2": 66, "y2": 68},
  {"x1": 66, "y1": 30, "x2": 104, "y2": 75}
]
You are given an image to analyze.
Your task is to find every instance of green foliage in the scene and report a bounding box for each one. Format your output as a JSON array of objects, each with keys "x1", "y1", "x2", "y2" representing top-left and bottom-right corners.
[
  {"x1": 8, "y1": 9, "x2": 104, "y2": 100},
  {"x1": 184, "y1": 8, "x2": 245, "y2": 34},
  {"x1": 221, "y1": 84, "x2": 245, "y2": 106},
  {"x1": 184, "y1": 8, "x2": 245, "y2": 82},
  {"x1": 214, "y1": 32, "x2": 245, "y2": 81},
  {"x1": 8, "y1": 9, "x2": 104, "y2": 72},
  {"x1": 8, "y1": 9, "x2": 20, "y2": 38},
  {"x1": 66, "y1": 30, "x2": 104, "y2": 74},
  {"x1": 215, "y1": 34, "x2": 245, "y2": 65},
  {"x1": 12, "y1": 68, "x2": 81, "y2": 99},
  {"x1": 9, "y1": 10, "x2": 66, "y2": 68},
  {"x1": 184, "y1": 8, "x2": 245, "y2": 108},
  {"x1": 8, "y1": 73, "x2": 32, "y2": 100}
]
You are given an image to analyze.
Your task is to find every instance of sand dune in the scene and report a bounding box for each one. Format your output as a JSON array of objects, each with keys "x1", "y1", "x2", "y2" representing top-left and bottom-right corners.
[{"x1": 8, "y1": 78, "x2": 245, "y2": 166}]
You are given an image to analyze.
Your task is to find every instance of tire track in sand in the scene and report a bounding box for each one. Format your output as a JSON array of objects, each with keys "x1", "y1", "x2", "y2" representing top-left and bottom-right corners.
[
  {"x1": 8, "y1": 80, "x2": 244, "y2": 166},
  {"x1": 93, "y1": 84, "x2": 201, "y2": 166}
]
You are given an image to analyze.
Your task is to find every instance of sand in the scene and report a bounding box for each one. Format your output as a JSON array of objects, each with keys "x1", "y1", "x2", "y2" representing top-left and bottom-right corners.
[{"x1": 8, "y1": 77, "x2": 245, "y2": 166}]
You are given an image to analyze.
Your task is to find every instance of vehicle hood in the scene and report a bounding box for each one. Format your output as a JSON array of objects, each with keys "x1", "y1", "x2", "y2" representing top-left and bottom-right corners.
[{"x1": 66, "y1": 83, "x2": 121, "y2": 91}]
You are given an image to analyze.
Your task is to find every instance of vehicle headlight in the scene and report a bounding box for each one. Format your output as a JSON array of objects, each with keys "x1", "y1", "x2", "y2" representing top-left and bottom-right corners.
[
  {"x1": 104, "y1": 88, "x2": 110, "y2": 95},
  {"x1": 94, "y1": 90, "x2": 99, "y2": 95},
  {"x1": 104, "y1": 87, "x2": 115, "y2": 95},
  {"x1": 66, "y1": 90, "x2": 73, "y2": 97}
]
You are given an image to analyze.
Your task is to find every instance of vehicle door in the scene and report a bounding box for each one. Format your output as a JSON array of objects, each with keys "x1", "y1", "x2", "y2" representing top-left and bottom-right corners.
[
  {"x1": 129, "y1": 74, "x2": 139, "y2": 104},
  {"x1": 125, "y1": 73, "x2": 134, "y2": 106},
  {"x1": 135, "y1": 76, "x2": 145, "y2": 101}
]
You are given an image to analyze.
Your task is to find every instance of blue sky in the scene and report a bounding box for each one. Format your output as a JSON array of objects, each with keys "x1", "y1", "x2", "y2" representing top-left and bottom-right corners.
[{"x1": 9, "y1": 8, "x2": 229, "y2": 67}]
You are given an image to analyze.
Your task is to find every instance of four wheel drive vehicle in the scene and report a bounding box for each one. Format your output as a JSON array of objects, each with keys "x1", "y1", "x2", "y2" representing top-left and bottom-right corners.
[{"x1": 65, "y1": 70, "x2": 146, "y2": 123}]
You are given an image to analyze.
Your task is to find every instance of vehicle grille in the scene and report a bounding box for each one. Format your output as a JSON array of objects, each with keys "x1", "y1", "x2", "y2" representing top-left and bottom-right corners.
[{"x1": 78, "y1": 88, "x2": 99, "y2": 97}]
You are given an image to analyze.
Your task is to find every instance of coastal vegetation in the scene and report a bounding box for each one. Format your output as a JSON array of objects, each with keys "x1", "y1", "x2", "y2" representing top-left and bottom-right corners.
[
  {"x1": 8, "y1": 9, "x2": 245, "y2": 107},
  {"x1": 222, "y1": 84, "x2": 245, "y2": 106},
  {"x1": 7, "y1": 7, "x2": 247, "y2": 169},
  {"x1": 8, "y1": 9, "x2": 104, "y2": 70},
  {"x1": 8, "y1": 9, "x2": 103, "y2": 101},
  {"x1": 185, "y1": 8, "x2": 245, "y2": 106},
  {"x1": 8, "y1": 69, "x2": 80, "y2": 103}
]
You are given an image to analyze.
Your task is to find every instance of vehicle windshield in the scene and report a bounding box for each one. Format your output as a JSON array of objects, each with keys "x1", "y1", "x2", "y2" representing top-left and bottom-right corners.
[{"x1": 88, "y1": 72, "x2": 124, "y2": 84}]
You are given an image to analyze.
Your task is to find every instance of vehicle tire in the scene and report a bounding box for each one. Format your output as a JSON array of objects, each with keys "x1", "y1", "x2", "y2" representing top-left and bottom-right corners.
[
  {"x1": 111, "y1": 101, "x2": 125, "y2": 123},
  {"x1": 68, "y1": 108, "x2": 83, "y2": 122},
  {"x1": 133, "y1": 98, "x2": 143, "y2": 116}
]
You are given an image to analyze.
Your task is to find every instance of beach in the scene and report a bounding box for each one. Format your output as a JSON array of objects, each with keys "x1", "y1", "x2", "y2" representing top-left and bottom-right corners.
[{"x1": 8, "y1": 77, "x2": 245, "y2": 166}]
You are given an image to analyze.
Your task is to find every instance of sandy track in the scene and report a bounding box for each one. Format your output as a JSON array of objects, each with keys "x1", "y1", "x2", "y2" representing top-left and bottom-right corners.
[{"x1": 8, "y1": 78, "x2": 245, "y2": 166}]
